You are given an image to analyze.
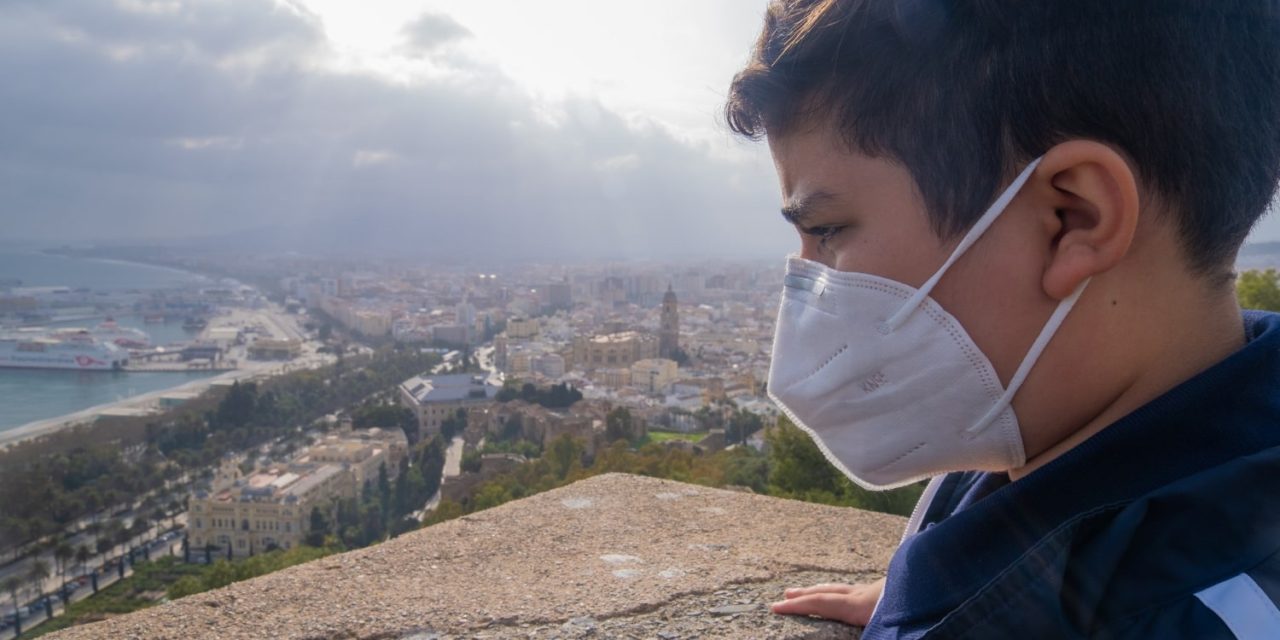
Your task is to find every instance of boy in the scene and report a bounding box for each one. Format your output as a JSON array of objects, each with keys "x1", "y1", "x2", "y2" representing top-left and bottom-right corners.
[{"x1": 725, "y1": 1, "x2": 1280, "y2": 638}]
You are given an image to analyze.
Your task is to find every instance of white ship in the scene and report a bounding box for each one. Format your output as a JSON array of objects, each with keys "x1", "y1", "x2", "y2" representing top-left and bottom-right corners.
[{"x1": 0, "y1": 330, "x2": 129, "y2": 370}]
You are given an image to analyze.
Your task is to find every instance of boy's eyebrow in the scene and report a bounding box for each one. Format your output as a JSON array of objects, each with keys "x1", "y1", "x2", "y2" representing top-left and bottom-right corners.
[{"x1": 780, "y1": 190, "x2": 838, "y2": 225}]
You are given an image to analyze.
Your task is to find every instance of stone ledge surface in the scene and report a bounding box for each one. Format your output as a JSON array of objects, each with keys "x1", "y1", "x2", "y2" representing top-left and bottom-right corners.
[{"x1": 47, "y1": 473, "x2": 904, "y2": 639}]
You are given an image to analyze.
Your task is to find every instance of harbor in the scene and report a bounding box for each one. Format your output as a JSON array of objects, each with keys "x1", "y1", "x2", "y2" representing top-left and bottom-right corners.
[
  {"x1": 0, "y1": 305, "x2": 333, "y2": 448},
  {"x1": 0, "y1": 252, "x2": 333, "y2": 444}
]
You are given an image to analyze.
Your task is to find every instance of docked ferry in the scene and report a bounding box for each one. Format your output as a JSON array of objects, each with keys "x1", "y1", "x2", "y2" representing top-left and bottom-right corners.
[{"x1": 0, "y1": 330, "x2": 129, "y2": 370}]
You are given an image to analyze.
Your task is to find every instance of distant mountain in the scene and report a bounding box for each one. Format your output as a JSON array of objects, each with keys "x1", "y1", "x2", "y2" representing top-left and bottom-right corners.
[{"x1": 1240, "y1": 241, "x2": 1280, "y2": 256}]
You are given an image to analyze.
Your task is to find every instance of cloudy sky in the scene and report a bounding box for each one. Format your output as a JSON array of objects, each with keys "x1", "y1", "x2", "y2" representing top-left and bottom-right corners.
[
  {"x1": 1, "y1": 0, "x2": 790, "y2": 262},
  {"x1": 3, "y1": 0, "x2": 1279, "y2": 263}
]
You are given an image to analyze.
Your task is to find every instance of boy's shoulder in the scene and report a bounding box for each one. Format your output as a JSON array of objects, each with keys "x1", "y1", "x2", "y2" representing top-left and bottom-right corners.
[
  {"x1": 875, "y1": 312, "x2": 1280, "y2": 638},
  {"x1": 921, "y1": 441, "x2": 1280, "y2": 639}
]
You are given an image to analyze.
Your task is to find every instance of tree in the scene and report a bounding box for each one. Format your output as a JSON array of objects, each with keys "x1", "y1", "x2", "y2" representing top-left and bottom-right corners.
[
  {"x1": 351, "y1": 402, "x2": 416, "y2": 437},
  {"x1": 27, "y1": 559, "x2": 50, "y2": 606},
  {"x1": 335, "y1": 497, "x2": 361, "y2": 547},
  {"x1": 460, "y1": 450, "x2": 482, "y2": 474},
  {"x1": 727, "y1": 409, "x2": 765, "y2": 446},
  {"x1": 471, "y1": 483, "x2": 513, "y2": 511},
  {"x1": 423, "y1": 499, "x2": 464, "y2": 527},
  {"x1": 519, "y1": 382, "x2": 538, "y2": 403},
  {"x1": 495, "y1": 385, "x2": 519, "y2": 403},
  {"x1": 54, "y1": 541, "x2": 75, "y2": 592},
  {"x1": 670, "y1": 346, "x2": 691, "y2": 367},
  {"x1": 605, "y1": 407, "x2": 636, "y2": 444},
  {"x1": 214, "y1": 381, "x2": 258, "y2": 430},
  {"x1": 416, "y1": 438, "x2": 446, "y2": 499},
  {"x1": 1238, "y1": 269, "x2": 1280, "y2": 311},
  {"x1": 305, "y1": 507, "x2": 330, "y2": 547},
  {"x1": 359, "y1": 503, "x2": 385, "y2": 546},
  {"x1": 765, "y1": 418, "x2": 922, "y2": 516},
  {"x1": 547, "y1": 435, "x2": 584, "y2": 480},
  {"x1": 497, "y1": 382, "x2": 582, "y2": 409},
  {"x1": 3, "y1": 575, "x2": 21, "y2": 634},
  {"x1": 498, "y1": 413, "x2": 523, "y2": 442},
  {"x1": 393, "y1": 466, "x2": 426, "y2": 518},
  {"x1": 766, "y1": 419, "x2": 847, "y2": 497},
  {"x1": 74, "y1": 544, "x2": 91, "y2": 578},
  {"x1": 377, "y1": 463, "x2": 393, "y2": 526},
  {"x1": 440, "y1": 408, "x2": 467, "y2": 441}
]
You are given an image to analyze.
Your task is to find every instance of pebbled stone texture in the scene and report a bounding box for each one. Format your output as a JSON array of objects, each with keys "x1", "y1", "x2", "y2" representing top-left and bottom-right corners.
[{"x1": 46, "y1": 473, "x2": 904, "y2": 639}]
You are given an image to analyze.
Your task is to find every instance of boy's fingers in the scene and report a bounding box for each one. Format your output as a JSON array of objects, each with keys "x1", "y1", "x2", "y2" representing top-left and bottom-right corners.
[
  {"x1": 783, "y1": 583, "x2": 857, "y2": 598},
  {"x1": 770, "y1": 593, "x2": 856, "y2": 623}
]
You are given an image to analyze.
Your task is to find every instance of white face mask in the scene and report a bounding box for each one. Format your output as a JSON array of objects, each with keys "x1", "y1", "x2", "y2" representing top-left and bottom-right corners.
[{"x1": 767, "y1": 157, "x2": 1089, "y2": 490}]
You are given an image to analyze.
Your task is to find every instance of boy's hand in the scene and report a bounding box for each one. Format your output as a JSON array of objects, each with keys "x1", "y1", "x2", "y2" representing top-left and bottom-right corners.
[{"x1": 769, "y1": 578, "x2": 885, "y2": 627}]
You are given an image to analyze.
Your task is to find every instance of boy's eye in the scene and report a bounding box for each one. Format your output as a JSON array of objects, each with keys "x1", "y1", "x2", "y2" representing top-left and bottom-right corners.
[{"x1": 802, "y1": 224, "x2": 848, "y2": 246}]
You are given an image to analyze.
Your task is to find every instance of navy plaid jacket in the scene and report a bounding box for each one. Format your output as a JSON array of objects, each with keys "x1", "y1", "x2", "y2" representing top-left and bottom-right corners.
[{"x1": 863, "y1": 311, "x2": 1280, "y2": 640}]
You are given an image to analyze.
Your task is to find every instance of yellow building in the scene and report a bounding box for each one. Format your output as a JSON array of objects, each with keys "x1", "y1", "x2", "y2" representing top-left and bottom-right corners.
[
  {"x1": 248, "y1": 339, "x2": 302, "y2": 361},
  {"x1": 189, "y1": 461, "x2": 352, "y2": 558},
  {"x1": 189, "y1": 426, "x2": 409, "y2": 558},
  {"x1": 301, "y1": 426, "x2": 409, "y2": 489},
  {"x1": 599, "y1": 368, "x2": 633, "y2": 389},
  {"x1": 318, "y1": 297, "x2": 392, "y2": 337},
  {"x1": 507, "y1": 348, "x2": 534, "y2": 376},
  {"x1": 506, "y1": 317, "x2": 540, "y2": 340},
  {"x1": 630, "y1": 358, "x2": 678, "y2": 393}
]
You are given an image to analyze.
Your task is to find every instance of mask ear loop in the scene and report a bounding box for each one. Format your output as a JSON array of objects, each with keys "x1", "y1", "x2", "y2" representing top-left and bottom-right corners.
[
  {"x1": 880, "y1": 157, "x2": 1045, "y2": 334},
  {"x1": 965, "y1": 276, "x2": 1089, "y2": 436}
]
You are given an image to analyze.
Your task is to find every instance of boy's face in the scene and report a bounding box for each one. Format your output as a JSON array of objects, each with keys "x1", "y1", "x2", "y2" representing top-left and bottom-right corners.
[
  {"x1": 767, "y1": 122, "x2": 1088, "y2": 462},
  {"x1": 766, "y1": 117, "x2": 1239, "y2": 476}
]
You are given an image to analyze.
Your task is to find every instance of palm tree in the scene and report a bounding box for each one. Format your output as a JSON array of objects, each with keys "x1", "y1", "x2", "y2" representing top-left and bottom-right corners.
[
  {"x1": 75, "y1": 544, "x2": 91, "y2": 579},
  {"x1": 54, "y1": 542, "x2": 74, "y2": 593},
  {"x1": 3, "y1": 575, "x2": 22, "y2": 634},
  {"x1": 27, "y1": 559, "x2": 50, "y2": 615}
]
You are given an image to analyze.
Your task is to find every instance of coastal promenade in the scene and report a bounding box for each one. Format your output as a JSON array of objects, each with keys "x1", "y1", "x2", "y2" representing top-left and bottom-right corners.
[{"x1": 0, "y1": 360, "x2": 327, "y2": 449}]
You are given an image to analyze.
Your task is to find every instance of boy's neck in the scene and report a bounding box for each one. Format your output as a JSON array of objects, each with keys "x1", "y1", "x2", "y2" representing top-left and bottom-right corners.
[{"x1": 1009, "y1": 281, "x2": 1246, "y2": 482}]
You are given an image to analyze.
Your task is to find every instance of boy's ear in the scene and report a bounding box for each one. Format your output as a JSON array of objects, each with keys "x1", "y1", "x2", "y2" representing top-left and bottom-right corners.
[{"x1": 1032, "y1": 140, "x2": 1141, "y2": 300}]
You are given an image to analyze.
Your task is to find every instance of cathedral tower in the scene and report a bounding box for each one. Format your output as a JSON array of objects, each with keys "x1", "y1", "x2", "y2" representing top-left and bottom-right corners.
[{"x1": 659, "y1": 283, "x2": 680, "y2": 359}]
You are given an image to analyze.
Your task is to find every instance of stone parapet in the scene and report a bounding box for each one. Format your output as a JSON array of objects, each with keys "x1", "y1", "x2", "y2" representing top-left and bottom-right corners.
[{"x1": 47, "y1": 473, "x2": 904, "y2": 639}]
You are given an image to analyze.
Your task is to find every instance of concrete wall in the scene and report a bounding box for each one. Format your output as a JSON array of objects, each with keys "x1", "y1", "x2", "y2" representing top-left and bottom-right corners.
[{"x1": 46, "y1": 474, "x2": 904, "y2": 640}]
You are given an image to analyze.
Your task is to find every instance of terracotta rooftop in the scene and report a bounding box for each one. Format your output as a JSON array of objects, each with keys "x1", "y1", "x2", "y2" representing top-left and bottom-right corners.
[{"x1": 47, "y1": 473, "x2": 904, "y2": 639}]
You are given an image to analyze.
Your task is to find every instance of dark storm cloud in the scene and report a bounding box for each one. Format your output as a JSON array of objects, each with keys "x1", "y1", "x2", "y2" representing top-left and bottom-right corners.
[
  {"x1": 0, "y1": 0, "x2": 786, "y2": 261},
  {"x1": 400, "y1": 12, "x2": 473, "y2": 55}
]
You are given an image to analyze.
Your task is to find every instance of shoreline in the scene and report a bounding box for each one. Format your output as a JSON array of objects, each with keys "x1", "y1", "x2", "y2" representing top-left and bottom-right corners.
[
  {"x1": 0, "y1": 371, "x2": 221, "y2": 449},
  {"x1": 0, "y1": 356, "x2": 328, "y2": 451}
]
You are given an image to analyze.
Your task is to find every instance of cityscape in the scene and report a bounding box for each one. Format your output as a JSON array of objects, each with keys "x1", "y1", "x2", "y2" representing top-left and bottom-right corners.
[{"x1": 0, "y1": 246, "x2": 824, "y2": 637}]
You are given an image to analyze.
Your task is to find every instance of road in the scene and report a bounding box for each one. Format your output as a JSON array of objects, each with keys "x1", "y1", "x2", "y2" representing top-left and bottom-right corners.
[
  {"x1": 443, "y1": 436, "x2": 465, "y2": 478},
  {"x1": 476, "y1": 345, "x2": 502, "y2": 382},
  {"x1": 0, "y1": 527, "x2": 185, "y2": 638},
  {"x1": 414, "y1": 344, "x2": 498, "y2": 523},
  {"x1": 0, "y1": 510, "x2": 187, "y2": 616},
  {"x1": 415, "y1": 436, "x2": 466, "y2": 522}
]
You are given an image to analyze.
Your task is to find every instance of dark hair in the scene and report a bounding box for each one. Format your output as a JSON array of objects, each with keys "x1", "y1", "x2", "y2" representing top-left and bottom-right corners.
[{"x1": 726, "y1": 0, "x2": 1280, "y2": 274}]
